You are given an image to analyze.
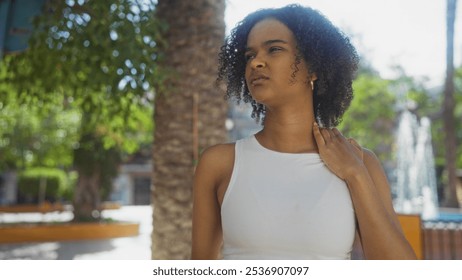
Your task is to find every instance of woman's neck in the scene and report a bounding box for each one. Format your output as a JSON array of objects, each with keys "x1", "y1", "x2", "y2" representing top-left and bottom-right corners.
[{"x1": 256, "y1": 105, "x2": 318, "y2": 154}]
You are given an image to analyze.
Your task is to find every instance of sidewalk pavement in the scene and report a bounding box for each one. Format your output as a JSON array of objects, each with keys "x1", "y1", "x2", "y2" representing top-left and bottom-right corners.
[{"x1": 0, "y1": 205, "x2": 152, "y2": 260}]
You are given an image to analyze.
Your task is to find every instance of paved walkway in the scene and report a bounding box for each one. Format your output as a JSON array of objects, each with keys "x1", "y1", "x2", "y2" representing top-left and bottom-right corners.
[{"x1": 0, "y1": 205, "x2": 152, "y2": 260}]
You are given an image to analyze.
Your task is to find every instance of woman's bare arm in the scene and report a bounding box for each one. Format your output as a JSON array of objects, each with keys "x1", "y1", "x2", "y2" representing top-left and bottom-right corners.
[
  {"x1": 191, "y1": 144, "x2": 234, "y2": 259},
  {"x1": 350, "y1": 148, "x2": 416, "y2": 259}
]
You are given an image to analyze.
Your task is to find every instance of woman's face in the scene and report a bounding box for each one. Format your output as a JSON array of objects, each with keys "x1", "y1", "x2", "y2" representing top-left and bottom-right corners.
[{"x1": 244, "y1": 18, "x2": 313, "y2": 106}]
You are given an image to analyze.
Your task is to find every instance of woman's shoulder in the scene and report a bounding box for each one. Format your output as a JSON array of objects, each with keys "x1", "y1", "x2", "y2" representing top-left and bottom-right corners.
[
  {"x1": 200, "y1": 142, "x2": 235, "y2": 161},
  {"x1": 359, "y1": 147, "x2": 390, "y2": 190},
  {"x1": 197, "y1": 142, "x2": 236, "y2": 177}
]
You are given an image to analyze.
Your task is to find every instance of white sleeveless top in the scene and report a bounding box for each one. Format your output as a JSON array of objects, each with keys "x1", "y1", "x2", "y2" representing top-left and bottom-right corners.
[{"x1": 221, "y1": 135, "x2": 356, "y2": 259}]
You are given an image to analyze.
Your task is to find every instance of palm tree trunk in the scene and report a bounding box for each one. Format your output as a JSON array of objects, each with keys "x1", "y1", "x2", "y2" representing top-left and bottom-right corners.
[
  {"x1": 152, "y1": 0, "x2": 227, "y2": 259},
  {"x1": 442, "y1": 0, "x2": 459, "y2": 208}
]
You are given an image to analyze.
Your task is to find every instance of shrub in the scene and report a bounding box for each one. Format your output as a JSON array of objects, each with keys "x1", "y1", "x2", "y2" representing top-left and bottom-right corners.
[
  {"x1": 61, "y1": 171, "x2": 77, "y2": 202},
  {"x1": 18, "y1": 167, "x2": 69, "y2": 202}
]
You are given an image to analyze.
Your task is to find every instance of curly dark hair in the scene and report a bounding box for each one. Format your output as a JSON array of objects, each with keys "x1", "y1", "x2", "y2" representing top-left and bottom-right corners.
[{"x1": 217, "y1": 4, "x2": 359, "y2": 127}]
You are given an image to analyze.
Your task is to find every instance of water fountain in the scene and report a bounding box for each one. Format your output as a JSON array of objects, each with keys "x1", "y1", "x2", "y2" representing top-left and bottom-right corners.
[
  {"x1": 393, "y1": 110, "x2": 462, "y2": 259},
  {"x1": 394, "y1": 110, "x2": 439, "y2": 220}
]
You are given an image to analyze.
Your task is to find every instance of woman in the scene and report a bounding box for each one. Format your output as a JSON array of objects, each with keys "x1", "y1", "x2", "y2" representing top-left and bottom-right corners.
[{"x1": 191, "y1": 4, "x2": 416, "y2": 260}]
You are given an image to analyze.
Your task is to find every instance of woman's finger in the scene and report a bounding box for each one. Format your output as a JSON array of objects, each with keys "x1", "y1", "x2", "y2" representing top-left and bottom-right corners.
[
  {"x1": 327, "y1": 128, "x2": 337, "y2": 140},
  {"x1": 332, "y1": 128, "x2": 349, "y2": 144},
  {"x1": 312, "y1": 122, "x2": 325, "y2": 146},
  {"x1": 348, "y1": 138, "x2": 361, "y2": 149},
  {"x1": 320, "y1": 127, "x2": 331, "y2": 142},
  {"x1": 332, "y1": 128, "x2": 343, "y2": 138},
  {"x1": 348, "y1": 138, "x2": 364, "y2": 161}
]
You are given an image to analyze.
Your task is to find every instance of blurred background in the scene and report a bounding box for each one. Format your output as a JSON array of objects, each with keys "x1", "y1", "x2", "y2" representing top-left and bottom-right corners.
[{"x1": 0, "y1": 0, "x2": 462, "y2": 260}]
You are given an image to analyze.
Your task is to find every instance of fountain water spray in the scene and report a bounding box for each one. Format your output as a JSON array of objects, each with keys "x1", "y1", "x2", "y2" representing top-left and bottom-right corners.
[{"x1": 394, "y1": 110, "x2": 439, "y2": 220}]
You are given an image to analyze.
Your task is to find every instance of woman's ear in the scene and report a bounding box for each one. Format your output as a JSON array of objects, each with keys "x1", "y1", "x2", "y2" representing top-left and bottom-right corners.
[
  {"x1": 309, "y1": 74, "x2": 317, "y2": 91},
  {"x1": 311, "y1": 73, "x2": 318, "y2": 82}
]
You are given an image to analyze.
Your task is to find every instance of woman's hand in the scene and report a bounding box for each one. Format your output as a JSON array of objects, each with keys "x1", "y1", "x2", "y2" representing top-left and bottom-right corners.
[{"x1": 313, "y1": 122, "x2": 365, "y2": 180}]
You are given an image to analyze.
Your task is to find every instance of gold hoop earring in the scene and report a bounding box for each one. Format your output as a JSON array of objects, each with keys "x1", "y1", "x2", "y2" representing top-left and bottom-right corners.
[{"x1": 310, "y1": 80, "x2": 314, "y2": 91}]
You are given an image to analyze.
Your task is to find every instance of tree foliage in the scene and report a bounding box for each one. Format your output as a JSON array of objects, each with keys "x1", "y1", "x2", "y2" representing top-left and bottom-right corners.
[
  {"x1": 0, "y1": 91, "x2": 80, "y2": 170},
  {"x1": 339, "y1": 73, "x2": 396, "y2": 163},
  {"x1": 0, "y1": 0, "x2": 164, "y2": 142},
  {"x1": 0, "y1": 0, "x2": 162, "y2": 156},
  {"x1": 0, "y1": 0, "x2": 163, "y2": 217},
  {"x1": 3, "y1": 0, "x2": 164, "y2": 95}
]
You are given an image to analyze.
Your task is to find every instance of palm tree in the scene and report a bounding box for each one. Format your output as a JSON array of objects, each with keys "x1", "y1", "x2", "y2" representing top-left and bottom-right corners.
[
  {"x1": 152, "y1": 0, "x2": 227, "y2": 259},
  {"x1": 442, "y1": 0, "x2": 459, "y2": 208}
]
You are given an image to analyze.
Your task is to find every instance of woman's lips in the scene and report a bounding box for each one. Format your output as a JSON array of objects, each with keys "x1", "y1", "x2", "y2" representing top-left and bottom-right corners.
[{"x1": 250, "y1": 75, "x2": 269, "y2": 86}]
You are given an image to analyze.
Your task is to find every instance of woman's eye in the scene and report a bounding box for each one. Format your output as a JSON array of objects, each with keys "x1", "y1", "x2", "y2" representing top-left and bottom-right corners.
[
  {"x1": 269, "y1": 46, "x2": 282, "y2": 53},
  {"x1": 245, "y1": 53, "x2": 255, "y2": 61}
]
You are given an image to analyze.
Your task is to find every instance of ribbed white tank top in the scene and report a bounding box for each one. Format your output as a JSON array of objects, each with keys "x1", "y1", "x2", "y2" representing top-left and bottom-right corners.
[{"x1": 221, "y1": 135, "x2": 356, "y2": 259}]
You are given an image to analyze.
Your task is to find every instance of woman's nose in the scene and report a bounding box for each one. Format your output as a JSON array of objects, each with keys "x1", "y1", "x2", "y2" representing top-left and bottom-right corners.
[{"x1": 250, "y1": 56, "x2": 265, "y2": 69}]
